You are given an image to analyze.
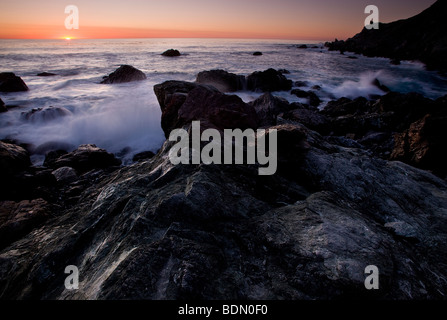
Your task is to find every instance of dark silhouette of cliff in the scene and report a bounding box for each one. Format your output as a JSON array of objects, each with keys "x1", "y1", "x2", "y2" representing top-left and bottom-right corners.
[{"x1": 326, "y1": 1, "x2": 447, "y2": 73}]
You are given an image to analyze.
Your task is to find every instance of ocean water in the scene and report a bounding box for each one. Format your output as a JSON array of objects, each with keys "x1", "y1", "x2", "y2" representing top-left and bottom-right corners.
[{"x1": 1, "y1": 38, "x2": 446, "y2": 164}]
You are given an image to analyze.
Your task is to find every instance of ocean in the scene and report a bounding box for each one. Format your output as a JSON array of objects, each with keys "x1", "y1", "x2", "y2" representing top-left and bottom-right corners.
[{"x1": 1, "y1": 38, "x2": 446, "y2": 164}]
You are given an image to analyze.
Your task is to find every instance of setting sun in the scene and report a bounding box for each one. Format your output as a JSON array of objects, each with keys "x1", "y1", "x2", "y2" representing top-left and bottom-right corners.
[{"x1": 65, "y1": 37, "x2": 71, "y2": 40}]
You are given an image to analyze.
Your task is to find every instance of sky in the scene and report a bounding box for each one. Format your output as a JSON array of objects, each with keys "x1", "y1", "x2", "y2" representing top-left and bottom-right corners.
[{"x1": 0, "y1": 0, "x2": 438, "y2": 40}]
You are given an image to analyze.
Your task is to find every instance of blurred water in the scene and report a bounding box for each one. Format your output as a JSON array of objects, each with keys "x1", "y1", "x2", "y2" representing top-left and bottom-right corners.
[{"x1": 1, "y1": 38, "x2": 446, "y2": 164}]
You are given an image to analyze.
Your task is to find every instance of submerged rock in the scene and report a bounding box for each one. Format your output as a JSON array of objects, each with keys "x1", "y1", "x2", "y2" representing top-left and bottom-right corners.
[
  {"x1": 21, "y1": 106, "x2": 72, "y2": 123},
  {"x1": 161, "y1": 49, "x2": 181, "y2": 57},
  {"x1": 101, "y1": 65, "x2": 147, "y2": 84},
  {"x1": 37, "y1": 72, "x2": 57, "y2": 77},
  {"x1": 0, "y1": 72, "x2": 29, "y2": 92}
]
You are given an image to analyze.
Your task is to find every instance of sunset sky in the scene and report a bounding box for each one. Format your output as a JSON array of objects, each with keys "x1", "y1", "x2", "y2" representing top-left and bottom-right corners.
[{"x1": 0, "y1": 0, "x2": 437, "y2": 40}]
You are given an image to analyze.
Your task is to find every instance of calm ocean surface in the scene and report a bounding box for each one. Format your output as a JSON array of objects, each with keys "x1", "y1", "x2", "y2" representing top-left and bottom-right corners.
[{"x1": 1, "y1": 38, "x2": 446, "y2": 164}]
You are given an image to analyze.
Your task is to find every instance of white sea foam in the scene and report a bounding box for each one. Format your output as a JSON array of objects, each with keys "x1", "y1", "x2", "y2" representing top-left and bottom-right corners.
[{"x1": 1, "y1": 39, "x2": 446, "y2": 165}]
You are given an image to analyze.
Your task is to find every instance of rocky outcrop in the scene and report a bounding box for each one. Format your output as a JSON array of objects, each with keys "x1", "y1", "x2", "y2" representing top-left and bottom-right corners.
[
  {"x1": 44, "y1": 144, "x2": 121, "y2": 174},
  {"x1": 0, "y1": 73, "x2": 29, "y2": 92},
  {"x1": 247, "y1": 68, "x2": 292, "y2": 92},
  {"x1": 101, "y1": 65, "x2": 147, "y2": 84},
  {"x1": 1, "y1": 76, "x2": 447, "y2": 301},
  {"x1": 196, "y1": 69, "x2": 246, "y2": 92},
  {"x1": 325, "y1": 1, "x2": 447, "y2": 72},
  {"x1": 391, "y1": 110, "x2": 447, "y2": 177},
  {"x1": 154, "y1": 80, "x2": 257, "y2": 136},
  {"x1": 1, "y1": 115, "x2": 447, "y2": 299},
  {"x1": 161, "y1": 49, "x2": 181, "y2": 57}
]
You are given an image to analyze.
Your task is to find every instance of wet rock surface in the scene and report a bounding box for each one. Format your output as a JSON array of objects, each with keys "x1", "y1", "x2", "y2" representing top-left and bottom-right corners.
[
  {"x1": 1, "y1": 77, "x2": 447, "y2": 300},
  {"x1": 0, "y1": 73, "x2": 29, "y2": 92},
  {"x1": 101, "y1": 65, "x2": 147, "y2": 84}
]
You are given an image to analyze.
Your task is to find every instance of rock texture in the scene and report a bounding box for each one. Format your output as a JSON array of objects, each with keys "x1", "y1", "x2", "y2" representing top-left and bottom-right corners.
[
  {"x1": 0, "y1": 73, "x2": 29, "y2": 92},
  {"x1": 101, "y1": 65, "x2": 147, "y2": 84},
  {"x1": 247, "y1": 68, "x2": 292, "y2": 92},
  {"x1": 1, "y1": 79, "x2": 447, "y2": 301},
  {"x1": 325, "y1": 1, "x2": 447, "y2": 72},
  {"x1": 154, "y1": 81, "x2": 257, "y2": 136},
  {"x1": 196, "y1": 69, "x2": 246, "y2": 92}
]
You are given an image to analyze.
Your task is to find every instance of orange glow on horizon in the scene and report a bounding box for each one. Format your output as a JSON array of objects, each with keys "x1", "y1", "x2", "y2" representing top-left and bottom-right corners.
[
  {"x1": 0, "y1": 1, "x2": 437, "y2": 41},
  {"x1": 0, "y1": 24, "x2": 338, "y2": 41}
]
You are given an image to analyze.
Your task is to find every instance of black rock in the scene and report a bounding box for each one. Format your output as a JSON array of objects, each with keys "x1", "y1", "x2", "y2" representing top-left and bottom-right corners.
[
  {"x1": 43, "y1": 144, "x2": 121, "y2": 173},
  {"x1": 37, "y1": 72, "x2": 57, "y2": 77},
  {"x1": 372, "y1": 78, "x2": 390, "y2": 93},
  {"x1": 248, "y1": 92, "x2": 291, "y2": 127},
  {"x1": 101, "y1": 65, "x2": 147, "y2": 84},
  {"x1": 298, "y1": 44, "x2": 308, "y2": 49},
  {"x1": 291, "y1": 89, "x2": 321, "y2": 107},
  {"x1": 162, "y1": 49, "x2": 181, "y2": 57},
  {"x1": 0, "y1": 72, "x2": 29, "y2": 92},
  {"x1": 196, "y1": 69, "x2": 246, "y2": 92},
  {"x1": 253, "y1": 51, "x2": 263, "y2": 56},
  {"x1": 246, "y1": 68, "x2": 292, "y2": 92}
]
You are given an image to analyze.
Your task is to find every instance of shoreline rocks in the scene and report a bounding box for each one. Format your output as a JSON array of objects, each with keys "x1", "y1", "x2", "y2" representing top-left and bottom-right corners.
[{"x1": 1, "y1": 66, "x2": 447, "y2": 300}]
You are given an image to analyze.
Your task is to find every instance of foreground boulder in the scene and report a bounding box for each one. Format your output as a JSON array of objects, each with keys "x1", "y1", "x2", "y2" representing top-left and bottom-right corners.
[
  {"x1": 196, "y1": 69, "x2": 246, "y2": 92},
  {"x1": 44, "y1": 144, "x2": 121, "y2": 173},
  {"x1": 1, "y1": 118, "x2": 447, "y2": 299},
  {"x1": 247, "y1": 68, "x2": 292, "y2": 92},
  {"x1": 0, "y1": 72, "x2": 29, "y2": 92},
  {"x1": 101, "y1": 65, "x2": 147, "y2": 84},
  {"x1": 154, "y1": 80, "x2": 257, "y2": 136}
]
